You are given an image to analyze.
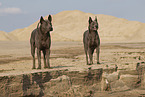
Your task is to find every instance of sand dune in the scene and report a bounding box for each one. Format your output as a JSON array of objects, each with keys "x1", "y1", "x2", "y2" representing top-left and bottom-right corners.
[
  {"x1": 1, "y1": 10, "x2": 145, "y2": 42},
  {"x1": 0, "y1": 31, "x2": 14, "y2": 41}
]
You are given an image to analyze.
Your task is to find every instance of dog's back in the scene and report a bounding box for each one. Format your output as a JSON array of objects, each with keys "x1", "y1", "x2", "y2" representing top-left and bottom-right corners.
[
  {"x1": 83, "y1": 30, "x2": 89, "y2": 48},
  {"x1": 30, "y1": 29, "x2": 37, "y2": 47}
]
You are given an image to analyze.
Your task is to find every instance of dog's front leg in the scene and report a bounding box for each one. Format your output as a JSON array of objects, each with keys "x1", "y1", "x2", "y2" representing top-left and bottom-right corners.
[
  {"x1": 43, "y1": 50, "x2": 48, "y2": 68},
  {"x1": 37, "y1": 49, "x2": 41, "y2": 69},
  {"x1": 46, "y1": 49, "x2": 50, "y2": 68}
]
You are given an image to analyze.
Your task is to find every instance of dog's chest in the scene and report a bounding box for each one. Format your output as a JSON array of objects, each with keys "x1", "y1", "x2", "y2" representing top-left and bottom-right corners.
[
  {"x1": 40, "y1": 39, "x2": 50, "y2": 48},
  {"x1": 89, "y1": 41, "x2": 98, "y2": 48},
  {"x1": 41, "y1": 40, "x2": 47, "y2": 47},
  {"x1": 88, "y1": 37, "x2": 99, "y2": 48},
  {"x1": 37, "y1": 36, "x2": 50, "y2": 49}
]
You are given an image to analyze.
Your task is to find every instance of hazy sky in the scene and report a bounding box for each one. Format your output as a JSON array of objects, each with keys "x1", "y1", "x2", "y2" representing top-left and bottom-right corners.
[{"x1": 0, "y1": 0, "x2": 145, "y2": 32}]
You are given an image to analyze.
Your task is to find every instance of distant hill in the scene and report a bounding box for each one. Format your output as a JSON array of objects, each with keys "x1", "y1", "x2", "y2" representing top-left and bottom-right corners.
[
  {"x1": 1, "y1": 10, "x2": 145, "y2": 42},
  {"x1": 0, "y1": 31, "x2": 14, "y2": 41}
]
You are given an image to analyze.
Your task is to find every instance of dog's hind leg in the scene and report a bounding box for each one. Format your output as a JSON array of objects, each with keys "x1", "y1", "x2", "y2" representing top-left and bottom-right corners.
[
  {"x1": 31, "y1": 45, "x2": 36, "y2": 69},
  {"x1": 96, "y1": 46, "x2": 100, "y2": 64},
  {"x1": 84, "y1": 48, "x2": 89, "y2": 65}
]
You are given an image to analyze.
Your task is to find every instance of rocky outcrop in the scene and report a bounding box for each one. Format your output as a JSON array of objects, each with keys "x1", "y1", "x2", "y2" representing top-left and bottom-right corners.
[{"x1": 0, "y1": 63, "x2": 144, "y2": 97}]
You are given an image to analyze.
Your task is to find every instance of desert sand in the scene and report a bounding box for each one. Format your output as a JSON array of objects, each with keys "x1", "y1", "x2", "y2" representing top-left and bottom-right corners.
[
  {"x1": 0, "y1": 31, "x2": 14, "y2": 41},
  {"x1": 0, "y1": 41, "x2": 145, "y2": 96},
  {"x1": 0, "y1": 10, "x2": 145, "y2": 96}
]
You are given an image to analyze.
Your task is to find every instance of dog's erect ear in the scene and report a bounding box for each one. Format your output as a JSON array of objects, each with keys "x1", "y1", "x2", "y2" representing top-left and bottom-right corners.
[
  {"x1": 95, "y1": 16, "x2": 98, "y2": 22},
  {"x1": 48, "y1": 15, "x2": 52, "y2": 22},
  {"x1": 95, "y1": 16, "x2": 99, "y2": 29},
  {"x1": 40, "y1": 16, "x2": 44, "y2": 24},
  {"x1": 89, "y1": 17, "x2": 93, "y2": 24}
]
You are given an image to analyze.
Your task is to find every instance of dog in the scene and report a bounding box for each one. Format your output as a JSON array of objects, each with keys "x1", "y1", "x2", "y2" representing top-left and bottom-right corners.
[
  {"x1": 83, "y1": 16, "x2": 100, "y2": 65},
  {"x1": 30, "y1": 15, "x2": 53, "y2": 69}
]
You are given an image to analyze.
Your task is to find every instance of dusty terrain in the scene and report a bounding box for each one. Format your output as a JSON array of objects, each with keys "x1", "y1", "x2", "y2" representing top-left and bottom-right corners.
[
  {"x1": 1, "y1": 10, "x2": 145, "y2": 97},
  {"x1": 0, "y1": 41, "x2": 145, "y2": 97}
]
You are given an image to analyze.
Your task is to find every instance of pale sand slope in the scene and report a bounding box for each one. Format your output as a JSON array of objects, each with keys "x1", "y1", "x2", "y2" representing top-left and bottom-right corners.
[
  {"x1": 0, "y1": 31, "x2": 15, "y2": 41},
  {"x1": 5, "y1": 10, "x2": 145, "y2": 42}
]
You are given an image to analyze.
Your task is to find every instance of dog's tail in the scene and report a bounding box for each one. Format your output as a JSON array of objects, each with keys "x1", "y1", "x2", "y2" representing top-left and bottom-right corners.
[{"x1": 37, "y1": 22, "x2": 40, "y2": 29}]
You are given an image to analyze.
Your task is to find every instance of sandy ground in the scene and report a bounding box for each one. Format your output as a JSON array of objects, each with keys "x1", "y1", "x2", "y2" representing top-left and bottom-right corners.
[
  {"x1": 0, "y1": 41, "x2": 145, "y2": 96},
  {"x1": 0, "y1": 41, "x2": 145, "y2": 74}
]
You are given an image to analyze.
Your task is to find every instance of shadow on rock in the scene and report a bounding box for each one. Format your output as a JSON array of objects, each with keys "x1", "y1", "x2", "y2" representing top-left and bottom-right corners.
[{"x1": 22, "y1": 72, "x2": 52, "y2": 97}]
